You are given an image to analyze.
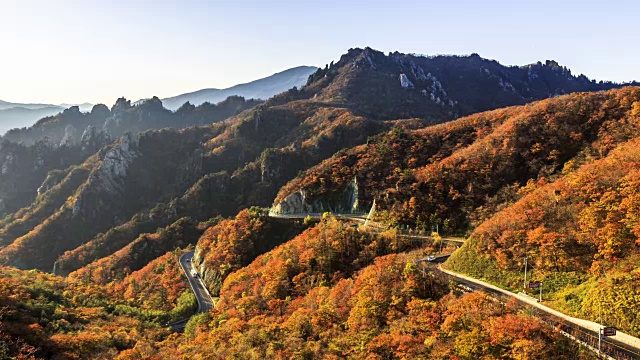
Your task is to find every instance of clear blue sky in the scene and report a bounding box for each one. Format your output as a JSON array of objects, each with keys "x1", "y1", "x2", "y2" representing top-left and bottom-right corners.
[{"x1": 1, "y1": 0, "x2": 637, "y2": 105}]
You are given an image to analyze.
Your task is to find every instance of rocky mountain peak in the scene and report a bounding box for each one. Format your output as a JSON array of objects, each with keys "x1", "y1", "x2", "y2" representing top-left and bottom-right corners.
[
  {"x1": 111, "y1": 97, "x2": 133, "y2": 113},
  {"x1": 302, "y1": 47, "x2": 630, "y2": 122},
  {"x1": 90, "y1": 104, "x2": 111, "y2": 118}
]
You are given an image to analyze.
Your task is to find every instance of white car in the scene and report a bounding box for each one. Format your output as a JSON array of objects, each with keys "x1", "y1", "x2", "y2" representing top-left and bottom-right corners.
[
  {"x1": 426, "y1": 256, "x2": 436, "y2": 262},
  {"x1": 190, "y1": 269, "x2": 198, "y2": 277}
]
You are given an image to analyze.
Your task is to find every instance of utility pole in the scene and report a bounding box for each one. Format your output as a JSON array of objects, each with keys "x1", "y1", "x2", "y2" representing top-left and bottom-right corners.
[
  {"x1": 599, "y1": 298, "x2": 602, "y2": 324},
  {"x1": 539, "y1": 282, "x2": 543, "y2": 302},
  {"x1": 523, "y1": 257, "x2": 528, "y2": 290},
  {"x1": 598, "y1": 298, "x2": 603, "y2": 355},
  {"x1": 599, "y1": 327, "x2": 602, "y2": 354}
]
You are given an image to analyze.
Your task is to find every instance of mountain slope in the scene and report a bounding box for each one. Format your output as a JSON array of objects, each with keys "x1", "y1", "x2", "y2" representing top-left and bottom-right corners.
[
  {"x1": 0, "y1": 48, "x2": 633, "y2": 280},
  {"x1": 445, "y1": 100, "x2": 640, "y2": 336},
  {"x1": 305, "y1": 48, "x2": 634, "y2": 122},
  {"x1": 161, "y1": 66, "x2": 318, "y2": 110},
  {"x1": 0, "y1": 96, "x2": 260, "y2": 219},
  {"x1": 151, "y1": 216, "x2": 585, "y2": 359},
  {"x1": 2, "y1": 96, "x2": 261, "y2": 146},
  {"x1": 273, "y1": 86, "x2": 640, "y2": 336},
  {"x1": 274, "y1": 87, "x2": 640, "y2": 230},
  {"x1": 0, "y1": 48, "x2": 634, "y2": 357}
]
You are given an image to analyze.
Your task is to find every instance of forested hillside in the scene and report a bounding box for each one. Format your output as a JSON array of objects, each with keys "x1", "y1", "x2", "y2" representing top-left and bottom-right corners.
[
  {"x1": 0, "y1": 218, "x2": 591, "y2": 359},
  {"x1": 0, "y1": 48, "x2": 625, "y2": 278},
  {"x1": 0, "y1": 96, "x2": 259, "y2": 218},
  {"x1": 0, "y1": 47, "x2": 634, "y2": 359},
  {"x1": 146, "y1": 217, "x2": 590, "y2": 359},
  {"x1": 275, "y1": 86, "x2": 640, "y2": 337}
]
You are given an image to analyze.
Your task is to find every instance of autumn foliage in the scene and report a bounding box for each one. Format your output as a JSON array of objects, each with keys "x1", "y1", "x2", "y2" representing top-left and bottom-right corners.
[
  {"x1": 158, "y1": 251, "x2": 578, "y2": 359},
  {"x1": 277, "y1": 87, "x2": 640, "y2": 235}
]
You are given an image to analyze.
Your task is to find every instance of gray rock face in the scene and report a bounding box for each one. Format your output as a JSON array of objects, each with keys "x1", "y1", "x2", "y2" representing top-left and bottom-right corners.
[
  {"x1": 260, "y1": 150, "x2": 281, "y2": 182},
  {"x1": 399, "y1": 73, "x2": 414, "y2": 88},
  {"x1": 93, "y1": 134, "x2": 140, "y2": 194},
  {"x1": 80, "y1": 125, "x2": 97, "y2": 144},
  {"x1": 271, "y1": 177, "x2": 360, "y2": 215},
  {"x1": 37, "y1": 171, "x2": 65, "y2": 196},
  {"x1": 60, "y1": 124, "x2": 78, "y2": 147},
  {"x1": 193, "y1": 246, "x2": 205, "y2": 275},
  {"x1": 71, "y1": 134, "x2": 140, "y2": 218},
  {"x1": 80, "y1": 125, "x2": 111, "y2": 152},
  {"x1": 254, "y1": 112, "x2": 262, "y2": 132},
  {"x1": 0, "y1": 199, "x2": 5, "y2": 217},
  {"x1": 192, "y1": 242, "x2": 226, "y2": 296},
  {"x1": 1, "y1": 154, "x2": 14, "y2": 175},
  {"x1": 102, "y1": 116, "x2": 119, "y2": 136}
]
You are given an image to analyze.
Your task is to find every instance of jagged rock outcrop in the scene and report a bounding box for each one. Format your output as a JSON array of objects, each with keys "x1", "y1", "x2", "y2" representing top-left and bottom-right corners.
[
  {"x1": 260, "y1": 149, "x2": 282, "y2": 182},
  {"x1": 102, "y1": 116, "x2": 119, "y2": 136},
  {"x1": 59, "y1": 125, "x2": 77, "y2": 147},
  {"x1": 62, "y1": 106, "x2": 81, "y2": 117},
  {"x1": 111, "y1": 97, "x2": 133, "y2": 113},
  {"x1": 37, "y1": 170, "x2": 67, "y2": 196},
  {"x1": 271, "y1": 177, "x2": 360, "y2": 214},
  {"x1": 90, "y1": 103, "x2": 111, "y2": 119},
  {"x1": 72, "y1": 134, "x2": 140, "y2": 218},
  {"x1": 1, "y1": 153, "x2": 15, "y2": 175},
  {"x1": 399, "y1": 73, "x2": 414, "y2": 88},
  {"x1": 80, "y1": 125, "x2": 111, "y2": 151}
]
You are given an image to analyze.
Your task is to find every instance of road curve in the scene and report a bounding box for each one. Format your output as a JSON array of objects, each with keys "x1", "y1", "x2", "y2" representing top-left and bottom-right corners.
[
  {"x1": 268, "y1": 212, "x2": 465, "y2": 245},
  {"x1": 165, "y1": 250, "x2": 215, "y2": 331},
  {"x1": 438, "y1": 265, "x2": 640, "y2": 359}
]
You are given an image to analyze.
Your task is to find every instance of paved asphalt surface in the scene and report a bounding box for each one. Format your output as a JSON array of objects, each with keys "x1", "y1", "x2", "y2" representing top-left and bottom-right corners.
[
  {"x1": 167, "y1": 215, "x2": 640, "y2": 359},
  {"x1": 435, "y1": 264, "x2": 640, "y2": 360},
  {"x1": 165, "y1": 250, "x2": 215, "y2": 331}
]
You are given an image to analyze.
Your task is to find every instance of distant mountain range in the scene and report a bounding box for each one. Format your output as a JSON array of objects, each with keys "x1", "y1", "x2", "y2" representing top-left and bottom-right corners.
[
  {"x1": 0, "y1": 102, "x2": 93, "y2": 136},
  {"x1": 160, "y1": 66, "x2": 318, "y2": 110},
  {"x1": 0, "y1": 100, "x2": 61, "y2": 111},
  {"x1": 0, "y1": 66, "x2": 317, "y2": 135}
]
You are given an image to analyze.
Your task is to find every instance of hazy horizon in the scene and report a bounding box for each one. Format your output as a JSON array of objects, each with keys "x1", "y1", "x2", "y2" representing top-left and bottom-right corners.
[{"x1": 2, "y1": 0, "x2": 638, "y2": 106}]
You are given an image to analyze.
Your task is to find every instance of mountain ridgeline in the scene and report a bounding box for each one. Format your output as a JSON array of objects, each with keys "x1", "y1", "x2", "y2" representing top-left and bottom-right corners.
[
  {"x1": 161, "y1": 66, "x2": 319, "y2": 110},
  {"x1": 0, "y1": 47, "x2": 637, "y2": 359},
  {"x1": 2, "y1": 95, "x2": 262, "y2": 146},
  {"x1": 0, "y1": 96, "x2": 260, "y2": 217},
  {"x1": 304, "y1": 48, "x2": 631, "y2": 121},
  {"x1": 0, "y1": 100, "x2": 93, "y2": 136},
  {"x1": 0, "y1": 65, "x2": 317, "y2": 136},
  {"x1": 0, "y1": 48, "x2": 634, "y2": 282}
]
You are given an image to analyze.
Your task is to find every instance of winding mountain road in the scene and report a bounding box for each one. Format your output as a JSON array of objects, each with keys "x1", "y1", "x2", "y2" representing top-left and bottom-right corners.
[
  {"x1": 271, "y1": 211, "x2": 640, "y2": 358},
  {"x1": 269, "y1": 210, "x2": 640, "y2": 358},
  {"x1": 165, "y1": 250, "x2": 215, "y2": 332},
  {"x1": 268, "y1": 211, "x2": 465, "y2": 245},
  {"x1": 437, "y1": 265, "x2": 640, "y2": 360}
]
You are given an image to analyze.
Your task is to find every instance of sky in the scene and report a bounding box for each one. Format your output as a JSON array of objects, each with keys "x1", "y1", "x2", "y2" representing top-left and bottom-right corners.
[{"x1": 0, "y1": 0, "x2": 638, "y2": 105}]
